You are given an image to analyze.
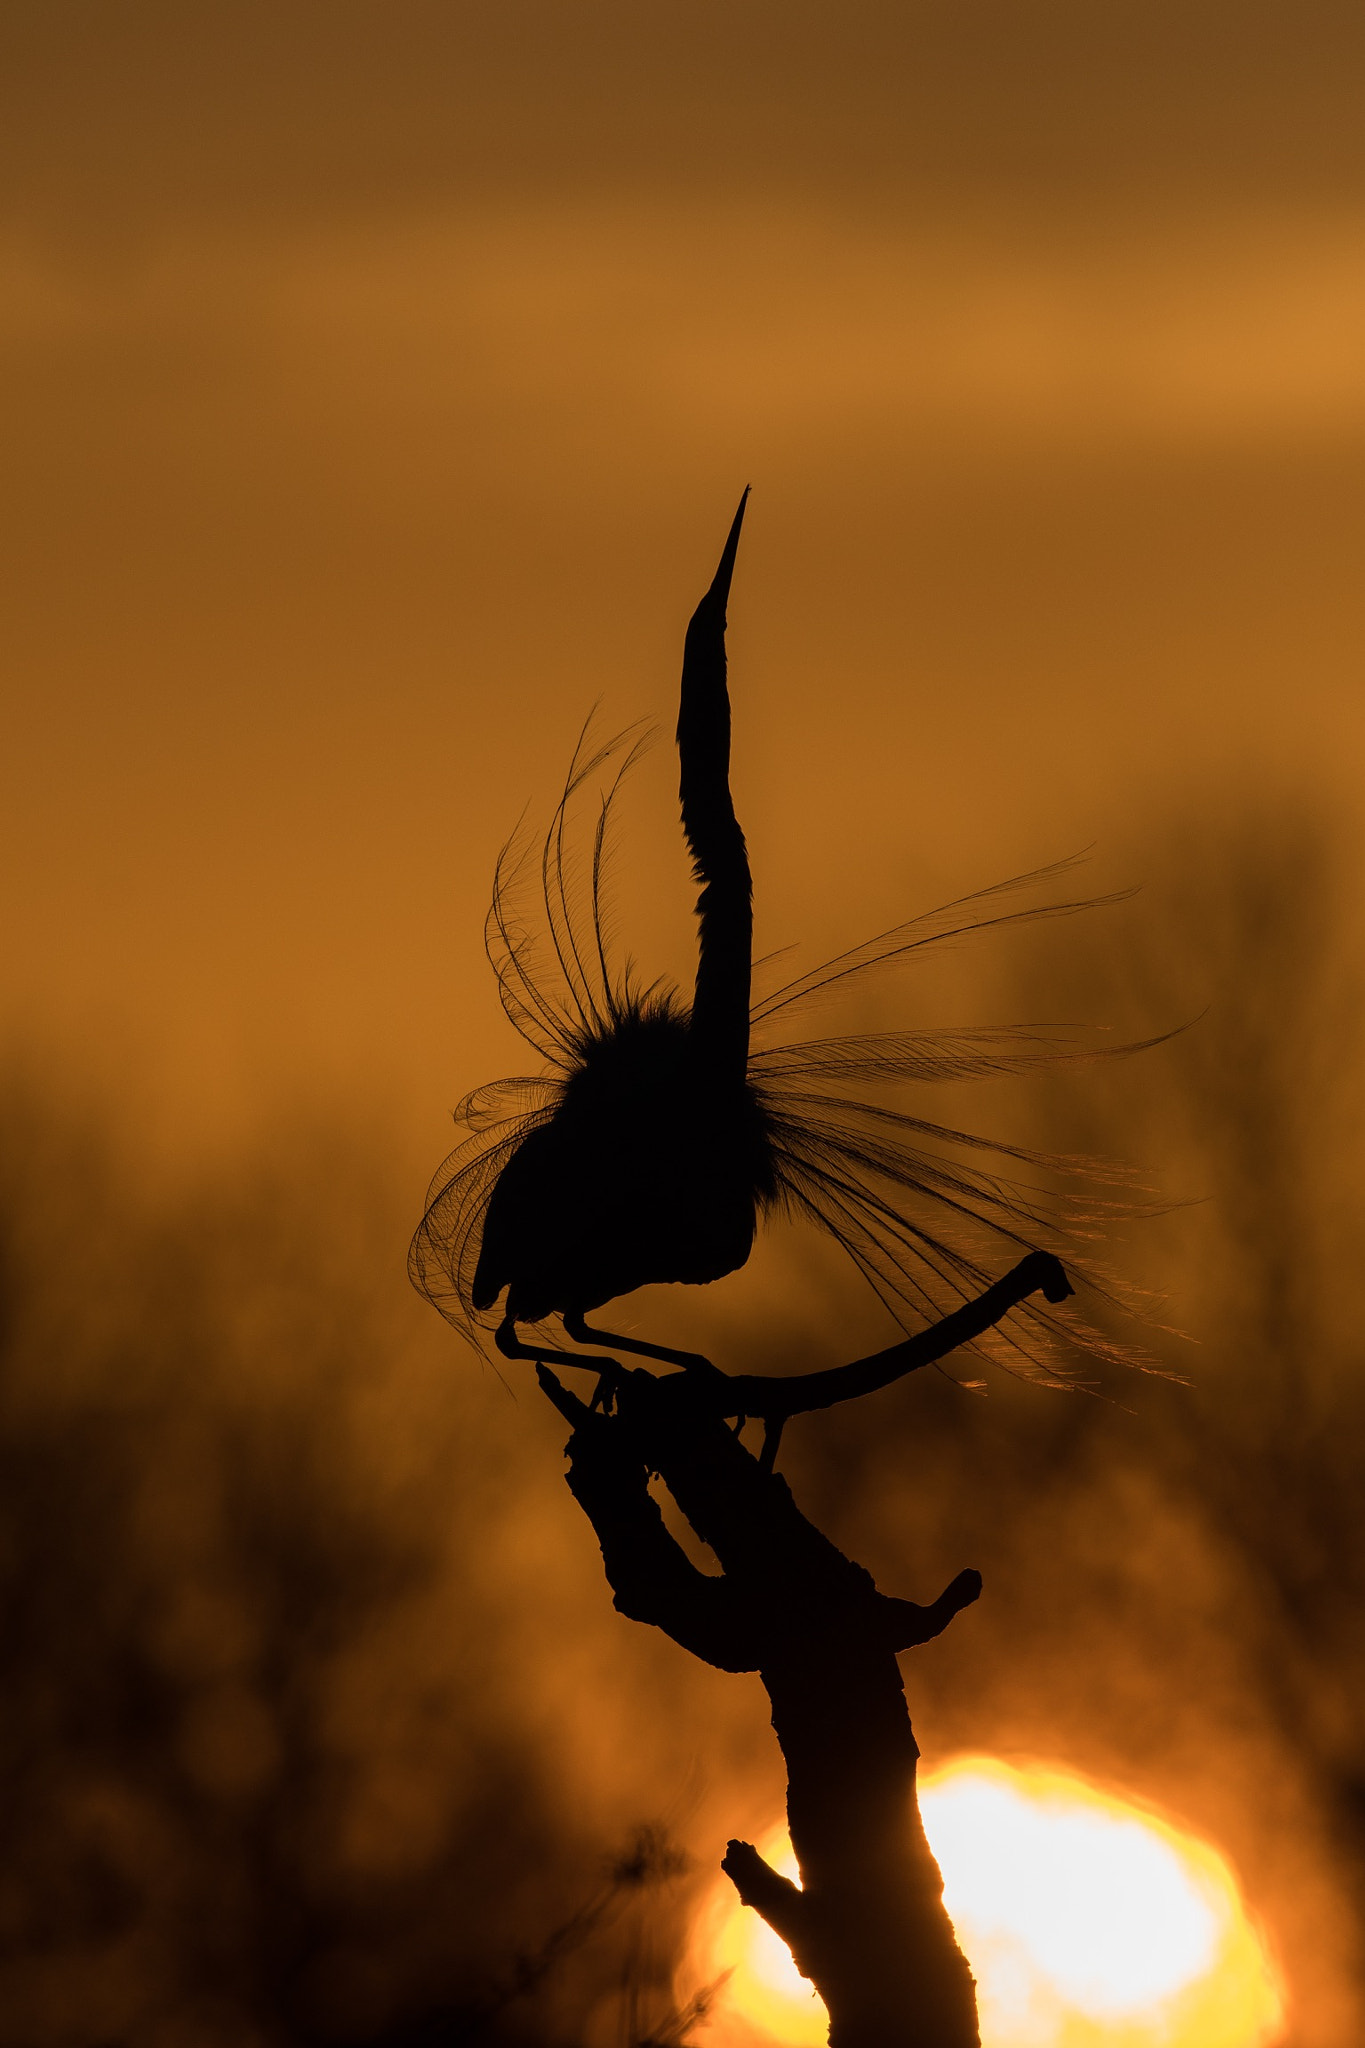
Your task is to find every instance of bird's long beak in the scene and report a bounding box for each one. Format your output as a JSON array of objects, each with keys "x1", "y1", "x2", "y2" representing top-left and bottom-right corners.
[{"x1": 700, "y1": 487, "x2": 750, "y2": 619}]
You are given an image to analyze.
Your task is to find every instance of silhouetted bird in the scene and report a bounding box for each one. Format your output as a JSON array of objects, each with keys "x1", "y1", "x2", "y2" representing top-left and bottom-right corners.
[{"x1": 410, "y1": 493, "x2": 1145, "y2": 1380}]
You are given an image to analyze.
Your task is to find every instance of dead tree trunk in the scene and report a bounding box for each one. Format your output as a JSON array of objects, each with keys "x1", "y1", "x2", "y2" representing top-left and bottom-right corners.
[{"x1": 540, "y1": 1362, "x2": 982, "y2": 2048}]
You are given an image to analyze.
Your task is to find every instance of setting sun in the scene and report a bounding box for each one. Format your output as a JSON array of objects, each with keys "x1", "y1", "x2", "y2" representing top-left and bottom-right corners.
[{"x1": 696, "y1": 1760, "x2": 1283, "y2": 2048}]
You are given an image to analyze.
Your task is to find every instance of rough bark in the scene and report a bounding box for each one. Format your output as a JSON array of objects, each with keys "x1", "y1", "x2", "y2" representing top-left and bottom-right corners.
[{"x1": 541, "y1": 1364, "x2": 981, "y2": 2048}]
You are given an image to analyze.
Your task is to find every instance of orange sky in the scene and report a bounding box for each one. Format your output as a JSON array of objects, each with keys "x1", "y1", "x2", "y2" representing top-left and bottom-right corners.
[
  {"x1": 5, "y1": 16, "x2": 1365, "y2": 2042},
  {"x1": 3, "y1": 2, "x2": 1364, "y2": 1167}
]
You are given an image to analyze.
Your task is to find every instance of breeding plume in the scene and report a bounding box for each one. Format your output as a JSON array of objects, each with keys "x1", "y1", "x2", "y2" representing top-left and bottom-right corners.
[{"x1": 411, "y1": 494, "x2": 1142, "y2": 1383}]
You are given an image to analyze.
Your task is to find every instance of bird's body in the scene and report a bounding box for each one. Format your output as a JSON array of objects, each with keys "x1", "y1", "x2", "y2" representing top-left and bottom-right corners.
[{"x1": 471, "y1": 1000, "x2": 775, "y2": 1319}]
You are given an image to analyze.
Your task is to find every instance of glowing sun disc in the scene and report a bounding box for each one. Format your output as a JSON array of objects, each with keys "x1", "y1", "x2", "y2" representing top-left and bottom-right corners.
[{"x1": 693, "y1": 1758, "x2": 1283, "y2": 2048}]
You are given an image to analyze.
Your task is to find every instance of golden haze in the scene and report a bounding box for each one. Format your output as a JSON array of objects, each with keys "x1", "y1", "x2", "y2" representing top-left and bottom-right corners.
[{"x1": 1, "y1": 6, "x2": 1364, "y2": 2045}]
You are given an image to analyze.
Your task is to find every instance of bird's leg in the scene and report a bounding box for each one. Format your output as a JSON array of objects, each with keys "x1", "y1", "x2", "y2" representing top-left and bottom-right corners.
[
  {"x1": 495, "y1": 1314, "x2": 623, "y2": 1408},
  {"x1": 562, "y1": 1310, "x2": 722, "y2": 1380}
]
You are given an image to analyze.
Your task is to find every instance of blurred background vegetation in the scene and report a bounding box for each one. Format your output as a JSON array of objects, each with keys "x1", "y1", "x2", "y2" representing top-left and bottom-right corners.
[{"x1": 4, "y1": 803, "x2": 1365, "y2": 2044}]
